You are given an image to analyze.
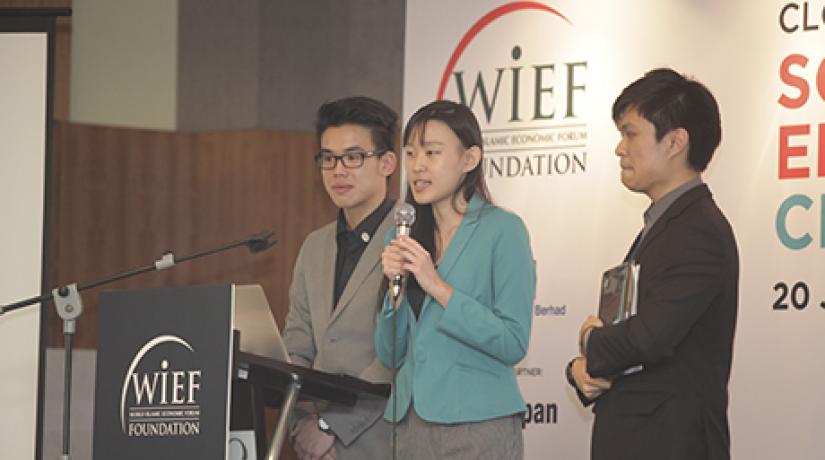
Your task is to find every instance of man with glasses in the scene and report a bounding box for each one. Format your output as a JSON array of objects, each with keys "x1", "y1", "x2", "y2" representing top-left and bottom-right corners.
[{"x1": 284, "y1": 96, "x2": 398, "y2": 460}]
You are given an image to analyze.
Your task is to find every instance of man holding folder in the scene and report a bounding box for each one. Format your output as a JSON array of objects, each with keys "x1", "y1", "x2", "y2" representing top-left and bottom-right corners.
[{"x1": 567, "y1": 68, "x2": 739, "y2": 460}]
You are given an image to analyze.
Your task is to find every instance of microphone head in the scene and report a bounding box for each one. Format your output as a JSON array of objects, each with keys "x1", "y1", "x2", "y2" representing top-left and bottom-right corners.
[
  {"x1": 394, "y1": 203, "x2": 416, "y2": 227},
  {"x1": 246, "y1": 230, "x2": 277, "y2": 253}
]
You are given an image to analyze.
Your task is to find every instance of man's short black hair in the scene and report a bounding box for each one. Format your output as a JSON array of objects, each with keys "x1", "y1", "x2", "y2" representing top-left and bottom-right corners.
[
  {"x1": 612, "y1": 68, "x2": 722, "y2": 172},
  {"x1": 315, "y1": 96, "x2": 399, "y2": 153}
]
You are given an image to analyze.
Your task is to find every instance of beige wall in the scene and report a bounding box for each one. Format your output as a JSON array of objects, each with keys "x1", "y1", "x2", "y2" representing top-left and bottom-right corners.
[
  {"x1": 68, "y1": 0, "x2": 405, "y2": 132},
  {"x1": 70, "y1": 0, "x2": 178, "y2": 130}
]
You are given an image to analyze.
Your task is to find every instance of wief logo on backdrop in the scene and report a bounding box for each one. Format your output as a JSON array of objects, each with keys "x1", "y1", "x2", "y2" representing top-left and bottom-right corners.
[
  {"x1": 438, "y1": 2, "x2": 588, "y2": 180},
  {"x1": 120, "y1": 335, "x2": 202, "y2": 438}
]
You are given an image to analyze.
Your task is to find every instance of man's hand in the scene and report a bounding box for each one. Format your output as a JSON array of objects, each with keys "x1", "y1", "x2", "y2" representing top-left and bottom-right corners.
[
  {"x1": 579, "y1": 315, "x2": 604, "y2": 355},
  {"x1": 290, "y1": 415, "x2": 336, "y2": 460},
  {"x1": 571, "y1": 356, "x2": 612, "y2": 400}
]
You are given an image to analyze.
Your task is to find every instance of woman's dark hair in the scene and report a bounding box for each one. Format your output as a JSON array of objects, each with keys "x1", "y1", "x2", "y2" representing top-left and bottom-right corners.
[{"x1": 402, "y1": 100, "x2": 490, "y2": 315}]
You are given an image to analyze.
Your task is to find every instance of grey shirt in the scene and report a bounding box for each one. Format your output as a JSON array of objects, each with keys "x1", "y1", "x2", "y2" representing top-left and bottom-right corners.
[{"x1": 639, "y1": 177, "x2": 703, "y2": 243}]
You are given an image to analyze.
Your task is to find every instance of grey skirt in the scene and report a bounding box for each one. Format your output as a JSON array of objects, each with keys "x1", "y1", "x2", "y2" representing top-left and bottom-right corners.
[{"x1": 394, "y1": 408, "x2": 524, "y2": 460}]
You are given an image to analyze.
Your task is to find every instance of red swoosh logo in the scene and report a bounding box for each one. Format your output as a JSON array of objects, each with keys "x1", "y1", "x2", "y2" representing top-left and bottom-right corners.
[{"x1": 437, "y1": 2, "x2": 572, "y2": 99}]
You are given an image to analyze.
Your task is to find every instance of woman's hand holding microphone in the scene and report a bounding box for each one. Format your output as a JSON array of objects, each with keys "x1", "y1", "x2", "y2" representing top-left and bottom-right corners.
[{"x1": 382, "y1": 236, "x2": 452, "y2": 308}]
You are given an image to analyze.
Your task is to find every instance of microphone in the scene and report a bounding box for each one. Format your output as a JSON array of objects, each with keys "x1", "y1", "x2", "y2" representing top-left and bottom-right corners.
[
  {"x1": 391, "y1": 203, "x2": 416, "y2": 300},
  {"x1": 245, "y1": 229, "x2": 277, "y2": 254}
]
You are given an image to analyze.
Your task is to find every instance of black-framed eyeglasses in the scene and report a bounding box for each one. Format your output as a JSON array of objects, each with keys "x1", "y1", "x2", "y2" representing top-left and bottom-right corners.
[{"x1": 314, "y1": 150, "x2": 386, "y2": 170}]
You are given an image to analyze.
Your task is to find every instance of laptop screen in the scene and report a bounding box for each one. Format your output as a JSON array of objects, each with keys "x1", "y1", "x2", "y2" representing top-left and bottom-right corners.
[{"x1": 233, "y1": 285, "x2": 291, "y2": 363}]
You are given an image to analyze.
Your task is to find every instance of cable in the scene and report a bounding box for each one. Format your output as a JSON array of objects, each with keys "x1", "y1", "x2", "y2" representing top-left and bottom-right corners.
[{"x1": 391, "y1": 293, "x2": 398, "y2": 460}]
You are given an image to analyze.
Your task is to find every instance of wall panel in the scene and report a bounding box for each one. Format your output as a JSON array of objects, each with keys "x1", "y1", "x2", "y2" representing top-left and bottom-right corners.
[{"x1": 48, "y1": 122, "x2": 338, "y2": 348}]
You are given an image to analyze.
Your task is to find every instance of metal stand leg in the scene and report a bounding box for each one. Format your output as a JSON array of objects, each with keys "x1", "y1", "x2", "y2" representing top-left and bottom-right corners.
[
  {"x1": 52, "y1": 284, "x2": 83, "y2": 460},
  {"x1": 265, "y1": 373, "x2": 302, "y2": 460},
  {"x1": 61, "y1": 332, "x2": 72, "y2": 460}
]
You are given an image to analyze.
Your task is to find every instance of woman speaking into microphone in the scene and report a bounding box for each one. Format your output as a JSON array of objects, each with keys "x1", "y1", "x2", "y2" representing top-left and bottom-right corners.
[{"x1": 376, "y1": 100, "x2": 536, "y2": 459}]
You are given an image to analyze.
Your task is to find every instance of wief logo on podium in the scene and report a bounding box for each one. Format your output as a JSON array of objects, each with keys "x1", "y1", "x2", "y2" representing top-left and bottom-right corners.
[
  {"x1": 93, "y1": 285, "x2": 234, "y2": 460},
  {"x1": 120, "y1": 335, "x2": 202, "y2": 437}
]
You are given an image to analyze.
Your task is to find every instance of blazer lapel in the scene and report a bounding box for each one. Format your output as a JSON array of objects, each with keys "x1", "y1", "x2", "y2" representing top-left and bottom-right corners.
[
  {"x1": 420, "y1": 195, "x2": 486, "y2": 313},
  {"x1": 633, "y1": 184, "x2": 710, "y2": 258},
  {"x1": 329, "y1": 210, "x2": 394, "y2": 324},
  {"x1": 623, "y1": 230, "x2": 643, "y2": 262},
  {"x1": 312, "y1": 224, "x2": 337, "y2": 336}
]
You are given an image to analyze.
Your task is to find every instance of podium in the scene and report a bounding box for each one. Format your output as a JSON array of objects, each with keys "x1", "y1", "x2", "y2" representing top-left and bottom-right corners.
[
  {"x1": 233, "y1": 351, "x2": 390, "y2": 460},
  {"x1": 92, "y1": 284, "x2": 389, "y2": 460}
]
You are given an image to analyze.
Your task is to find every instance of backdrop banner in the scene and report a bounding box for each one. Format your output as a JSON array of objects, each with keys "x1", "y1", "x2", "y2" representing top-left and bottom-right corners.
[{"x1": 404, "y1": 1, "x2": 825, "y2": 458}]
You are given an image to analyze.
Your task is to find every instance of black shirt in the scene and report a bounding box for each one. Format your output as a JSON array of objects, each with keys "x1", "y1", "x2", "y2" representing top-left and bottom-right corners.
[{"x1": 333, "y1": 198, "x2": 395, "y2": 309}]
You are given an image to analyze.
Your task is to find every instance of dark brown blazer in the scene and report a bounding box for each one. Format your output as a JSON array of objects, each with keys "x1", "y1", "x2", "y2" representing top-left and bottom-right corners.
[{"x1": 585, "y1": 184, "x2": 739, "y2": 460}]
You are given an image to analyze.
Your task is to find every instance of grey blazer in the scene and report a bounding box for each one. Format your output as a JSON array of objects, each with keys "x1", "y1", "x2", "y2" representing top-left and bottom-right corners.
[{"x1": 283, "y1": 211, "x2": 394, "y2": 459}]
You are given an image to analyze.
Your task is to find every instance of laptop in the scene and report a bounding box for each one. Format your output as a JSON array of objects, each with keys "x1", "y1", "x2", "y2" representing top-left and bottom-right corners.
[{"x1": 233, "y1": 284, "x2": 291, "y2": 363}]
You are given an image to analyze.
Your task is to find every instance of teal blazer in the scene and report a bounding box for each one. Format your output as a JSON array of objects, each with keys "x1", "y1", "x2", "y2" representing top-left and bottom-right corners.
[{"x1": 375, "y1": 194, "x2": 536, "y2": 424}]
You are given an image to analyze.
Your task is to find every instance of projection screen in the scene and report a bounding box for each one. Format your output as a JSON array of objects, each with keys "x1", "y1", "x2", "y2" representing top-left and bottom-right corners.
[{"x1": 0, "y1": 30, "x2": 49, "y2": 460}]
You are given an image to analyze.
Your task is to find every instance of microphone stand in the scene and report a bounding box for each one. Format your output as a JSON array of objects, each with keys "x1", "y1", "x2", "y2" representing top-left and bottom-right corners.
[{"x1": 0, "y1": 229, "x2": 277, "y2": 460}]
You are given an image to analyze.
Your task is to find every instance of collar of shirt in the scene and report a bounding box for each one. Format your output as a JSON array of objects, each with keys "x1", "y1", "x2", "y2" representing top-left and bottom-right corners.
[
  {"x1": 641, "y1": 177, "x2": 703, "y2": 238},
  {"x1": 332, "y1": 197, "x2": 395, "y2": 309},
  {"x1": 336, "y1": 197, "x2": 395, "y2": 245}
]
